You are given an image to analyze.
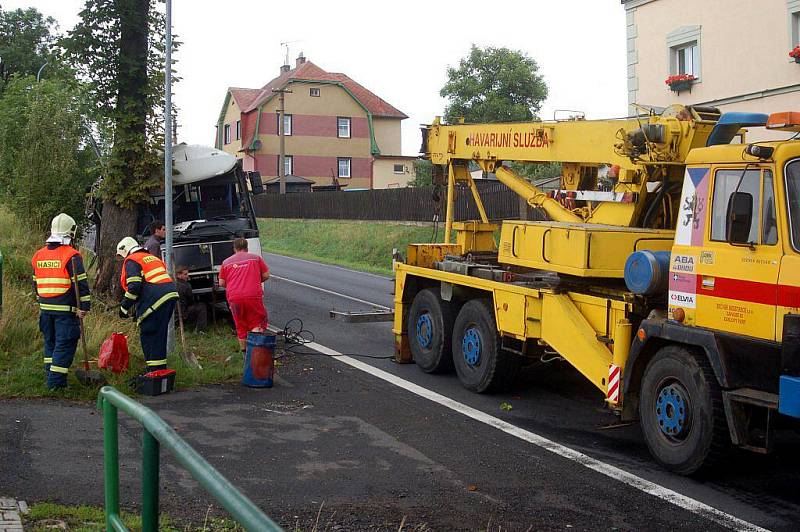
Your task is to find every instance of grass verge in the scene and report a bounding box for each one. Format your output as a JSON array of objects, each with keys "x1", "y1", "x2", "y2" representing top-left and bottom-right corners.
[
  {"x1": 258, "y1": 218, "x2": 446, "y2": 276},
  {"x1": 24, "y1": 502, "x2": 243, "y2": 531},
  {"x1": 0, "y1": 205, "x2": 244, "y2": 400}
]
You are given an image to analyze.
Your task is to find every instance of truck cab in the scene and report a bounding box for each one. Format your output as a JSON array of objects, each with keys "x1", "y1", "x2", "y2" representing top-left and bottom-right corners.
[
  {"x1": 629, "y1": 115, "x2": 800, "y2": 462},
  {"x1": 137, "y1": 145, "x2": 265, "y2": 300}
]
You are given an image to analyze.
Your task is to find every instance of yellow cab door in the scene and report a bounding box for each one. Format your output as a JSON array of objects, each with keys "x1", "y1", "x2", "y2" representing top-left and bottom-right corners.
[
  {"x1": 691, "y1": 165, "x2": 781, "y2": 340},
  {"x1": 777, "y1": 157, "x2": 800, "y2": 339}
]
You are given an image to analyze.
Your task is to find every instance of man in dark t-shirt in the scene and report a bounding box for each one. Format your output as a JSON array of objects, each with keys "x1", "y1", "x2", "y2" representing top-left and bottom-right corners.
[{"x1": 145, "y1": 220, "x2": 166, "y2": 257}]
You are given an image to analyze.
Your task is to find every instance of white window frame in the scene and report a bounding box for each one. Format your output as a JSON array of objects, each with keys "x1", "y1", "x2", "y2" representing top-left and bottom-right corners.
[
  {"x1": 790, "y1": 1, "x2": 800, "y2": 53},
  {"x1": 277, "y1": 114, "x2": 292, "y2": 136},
  {"x1": 337, "y1": 157, "x2": 351, "y2": 179},
  {"x1": 282, "y1": 155, "x2": 293, "y2": 176},
  {"x1": 223, "y1": 123, "x2": 231, "y2": 145},
  {"x1": 337, "y1": 117, "x2": 351, "y2": 139},
  {"x1": 674, "y1": 43, "x2": 699, "y2": 76},
  {"x1": 667, "y1": 25, "x2": 702, "y2": 80},
  {"x1": 235, "y1": 120, "x2": 241, "y2": 140},
  {"x1": 393, "y1": 164, "x2": 405, "y2": 174},
  {"x1": 309, "y1": 87, "x2": 321, "y2": 97}
]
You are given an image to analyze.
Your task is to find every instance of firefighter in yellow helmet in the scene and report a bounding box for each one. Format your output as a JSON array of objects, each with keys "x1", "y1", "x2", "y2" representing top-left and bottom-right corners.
[
  {"x1": 31, "y1": 213, "x2": 91, "y2": 389},
  {"x1": 116, "y1": 236, "x2": 178, "y2": 370}
]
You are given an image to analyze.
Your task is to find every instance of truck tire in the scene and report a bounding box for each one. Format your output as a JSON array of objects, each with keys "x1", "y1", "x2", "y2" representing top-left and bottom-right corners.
[
  {"x1": 452, "y1": 299, "x2": 519, "y2": 393},
  {"x1": 639, "y1": 345, "x2": 729, "y2": 475},
  {"x1": 408, "y1": 289, "x2": 454, "y2": 373}
]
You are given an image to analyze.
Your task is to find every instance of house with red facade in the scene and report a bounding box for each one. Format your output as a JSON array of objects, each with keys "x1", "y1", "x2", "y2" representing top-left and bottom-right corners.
[{"x1": 216, "y1": 54, "x2": 416, "y2": 189}]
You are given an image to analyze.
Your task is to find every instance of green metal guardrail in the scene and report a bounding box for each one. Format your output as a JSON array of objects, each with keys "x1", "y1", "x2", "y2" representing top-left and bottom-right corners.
[{"x1": 97, "y1": 386, "x2": 282, "y2": 532}]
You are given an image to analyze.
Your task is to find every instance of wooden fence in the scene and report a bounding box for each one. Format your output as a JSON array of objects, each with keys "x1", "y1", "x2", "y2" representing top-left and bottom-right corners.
[{"x1": 253, "y1": 182, "x2": 543, "y2": 222}]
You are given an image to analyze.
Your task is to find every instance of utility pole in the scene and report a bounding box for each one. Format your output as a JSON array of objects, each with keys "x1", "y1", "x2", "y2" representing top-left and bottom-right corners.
[
  {"x1": 164, "y1": 0, "x2": 175, "y2": 352},
  {"x1": 272, "y1": 87, "x2": 292, "y2": 194}
]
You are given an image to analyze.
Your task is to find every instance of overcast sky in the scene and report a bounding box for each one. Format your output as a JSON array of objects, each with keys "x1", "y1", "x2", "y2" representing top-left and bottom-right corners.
[{"x1": 9, "y1": 0, "x2": 629, "y2": 156}]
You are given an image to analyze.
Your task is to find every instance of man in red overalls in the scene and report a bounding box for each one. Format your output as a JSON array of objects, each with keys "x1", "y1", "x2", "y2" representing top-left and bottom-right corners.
[{"x1": 219, "y1": 238, "x2": 270, "y2": 353}]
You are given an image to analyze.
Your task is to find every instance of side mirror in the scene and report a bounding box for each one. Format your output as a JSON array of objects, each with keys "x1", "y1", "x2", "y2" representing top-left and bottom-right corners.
[
  {"x1": 726, "y1": 191, "x2": 753, "y2": 244},
  {"x1": 248, "y1": 171, "x2": 264, "y2": 195}
]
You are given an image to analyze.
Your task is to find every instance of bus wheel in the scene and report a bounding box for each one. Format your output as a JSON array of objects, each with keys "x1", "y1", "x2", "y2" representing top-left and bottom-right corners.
[
  {"x1": 639, "y1": 345, "x2": 729, "y2": 475},
  {"x1": 452, "y1": 299, "x2": 518, "y2": 393},
  {"x1": 408, "y1": 289, "x2": 454, "y2": 373}
]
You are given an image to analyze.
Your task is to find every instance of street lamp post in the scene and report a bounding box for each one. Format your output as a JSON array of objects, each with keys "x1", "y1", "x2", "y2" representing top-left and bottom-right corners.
[
  {"x1": 36, "y1": 61, "x2": 48, "y2": 82},
  {"x1": 164, "y1": 0, "x2": 175, "y2": 352}
]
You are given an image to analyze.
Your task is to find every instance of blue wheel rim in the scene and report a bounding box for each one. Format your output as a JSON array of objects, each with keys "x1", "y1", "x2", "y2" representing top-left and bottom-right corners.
[
  {"x1": 655, "y1": 382, "x2": 690, "y2": 439},
  {"x1": 416, "y1": 313, "x2": 433, "y2": 349},
  {"x1": 462, "y1": 327, "x2": 481, "y2": 366}
]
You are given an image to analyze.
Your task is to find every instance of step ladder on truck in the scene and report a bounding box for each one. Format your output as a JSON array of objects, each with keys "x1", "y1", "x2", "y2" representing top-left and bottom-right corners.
[{"x1": 391, "y1": 106, "x2": 800, "y2": 475}]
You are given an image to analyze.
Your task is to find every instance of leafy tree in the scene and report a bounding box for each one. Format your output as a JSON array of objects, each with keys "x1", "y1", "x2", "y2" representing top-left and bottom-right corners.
[
  {"x1": 61, "y1": 0, "x2": 175, "y2": 295},
  {"x1": 440, "y1": 45, "x2": 547, "y2": 124},
  {"x1": 0, "y1": 76, "x2": 97, "y2": 229},
  {"x1": 409, "y1": 159, "x2": 433, "y2": 187},
  {"x1": 0, "y1": 7, "x2": 58, "y2": 89}
]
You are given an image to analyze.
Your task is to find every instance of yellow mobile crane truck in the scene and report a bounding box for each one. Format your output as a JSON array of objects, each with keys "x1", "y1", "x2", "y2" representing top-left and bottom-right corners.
[{"x1": 392, "y1": 105, "x2": 800, "y2": 474}]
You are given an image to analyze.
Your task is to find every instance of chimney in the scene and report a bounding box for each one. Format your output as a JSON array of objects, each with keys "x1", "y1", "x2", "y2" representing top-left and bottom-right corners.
[
  {"x1": 280, "y1": 64, "x2": 291, "y2": 74},
  {"x1": 296, "y1": 52, "x2": 306, "y2": 68}
]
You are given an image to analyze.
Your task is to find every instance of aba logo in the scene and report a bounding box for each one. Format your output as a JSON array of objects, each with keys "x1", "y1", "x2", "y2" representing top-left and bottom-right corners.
[{"x1": 672, "y1": 254, "x2": 695, "y2": 273}]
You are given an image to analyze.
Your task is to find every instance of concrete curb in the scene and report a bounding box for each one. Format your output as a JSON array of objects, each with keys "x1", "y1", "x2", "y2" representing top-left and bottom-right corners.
[{"x1": 0, "y1": 498, "x2": 24, "y2": 531}]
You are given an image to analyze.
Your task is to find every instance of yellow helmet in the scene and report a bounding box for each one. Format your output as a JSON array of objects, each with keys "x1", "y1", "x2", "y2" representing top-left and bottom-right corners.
[
  {"x1": 50, "y1": 213, "x2": 77, "y2": 239},
  {"x1": 116, "y1": 236, "x2": 141, "y2": 258}
]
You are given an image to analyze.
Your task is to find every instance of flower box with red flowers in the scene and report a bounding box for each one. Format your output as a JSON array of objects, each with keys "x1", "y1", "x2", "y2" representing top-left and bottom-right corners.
[
  {"x1": 790, "y1": 46, "x2": 800, "y2": 64},
  {"x1": 665, "y1": 74, "x2": 697, "y2": 92}
]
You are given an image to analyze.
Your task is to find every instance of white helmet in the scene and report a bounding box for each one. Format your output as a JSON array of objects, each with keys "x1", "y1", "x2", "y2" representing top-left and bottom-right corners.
[
  {"x1": 116, "y1": 236, "x2": 142, "y2": 258},
  {"x1": 50, "y1": 213, "x2": 77, "y2": 240}
]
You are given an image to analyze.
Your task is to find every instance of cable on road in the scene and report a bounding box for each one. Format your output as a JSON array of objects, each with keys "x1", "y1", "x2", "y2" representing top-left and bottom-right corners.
[{"x1": 277, "y1": 318, "x2": 394, "y2": 361}]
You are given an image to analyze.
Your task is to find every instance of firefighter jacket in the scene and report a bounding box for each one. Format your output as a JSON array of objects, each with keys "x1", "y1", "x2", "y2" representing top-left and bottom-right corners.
[
  {"x1": 120, "y1": 250, "x2": 178, "y2": 323},
  {"x1": 31, "y1": 244, "x2": 91, "y2": 313}
]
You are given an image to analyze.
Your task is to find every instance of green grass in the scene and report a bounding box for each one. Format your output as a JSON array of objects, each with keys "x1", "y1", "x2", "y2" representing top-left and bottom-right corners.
[
  {"x1": 258, "y1": 218, "x2": 446, "y2": 276},
  {"x1": 24, "y1": 502, "x2": 243, "y2": 531},
  {"x1": 0, "y1": 205, "x2": 245, "y2": 400}
]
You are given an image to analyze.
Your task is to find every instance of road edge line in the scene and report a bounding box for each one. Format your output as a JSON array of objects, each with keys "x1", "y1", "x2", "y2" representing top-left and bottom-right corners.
[{"x1": 269, "y1": 275, "x2": 391, "y2": 310}]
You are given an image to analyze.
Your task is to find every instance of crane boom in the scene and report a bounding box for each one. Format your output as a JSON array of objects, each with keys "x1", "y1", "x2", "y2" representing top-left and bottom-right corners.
[{"x1": 423, "y1": 105, "x2": 723, "y2": 229}]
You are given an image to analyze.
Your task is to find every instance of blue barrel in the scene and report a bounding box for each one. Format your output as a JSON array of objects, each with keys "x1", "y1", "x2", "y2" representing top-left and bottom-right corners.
[
  {"x1": 243, "y1": 332, "x2": 275, "y2": 388},
  {"x1": 624, "y1": 250, "x2": 671, "y2": 295}
]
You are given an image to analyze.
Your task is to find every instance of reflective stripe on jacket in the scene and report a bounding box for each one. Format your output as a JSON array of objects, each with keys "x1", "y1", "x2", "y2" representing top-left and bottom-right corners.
[
  {"x1": 120, "y1": 251, "x2": 178, "y2": 323},
  {"x1": 31, "y1": 245, "x2": 91, "y2": 313},
  {"x1": 121, "y1": 252, "x2": 173, "y2": 291}
]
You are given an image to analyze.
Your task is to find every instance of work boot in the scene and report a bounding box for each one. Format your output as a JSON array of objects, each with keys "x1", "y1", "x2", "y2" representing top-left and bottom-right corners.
[{"x1": 46, "y1": 371, "x2": 68, "y2": 390}]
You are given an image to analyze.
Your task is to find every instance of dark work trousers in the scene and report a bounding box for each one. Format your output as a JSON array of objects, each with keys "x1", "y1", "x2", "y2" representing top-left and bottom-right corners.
[
  {"x1": 39, "y1": 312, "x2": 80, "y2": 389},
  {"x1": 139, "y1": 298, "x2": 176, "y2": 371},
  {"x1": 185, "y1": 303, "x2": 208, "y2": 331}
]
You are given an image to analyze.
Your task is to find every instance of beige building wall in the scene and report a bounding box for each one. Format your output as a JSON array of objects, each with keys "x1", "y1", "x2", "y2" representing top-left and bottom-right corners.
[
  {"x1": 625, "y1": 0, "x2": 800, "y2": 140},
  {"x1": 372, "y1": 157, "x2": 417, "y2": 189},
  {"x1": 221, "y1": 97, "x2": 243, "y2": 155},
  {"x1": 275, "y1": 81, "x2": 367, "y2": 117},
  {"x1": 373, "y1": 117, "x2": 403, "y2": 155}
]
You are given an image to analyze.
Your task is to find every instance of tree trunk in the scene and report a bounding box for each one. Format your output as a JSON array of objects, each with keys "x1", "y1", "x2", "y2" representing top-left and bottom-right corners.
[
  {"x1": 93, "y1": 0, "x2": 150, "y2": 297},
  {"x1": 94, "y1": 200, "x2": 137, "y2": 297}
]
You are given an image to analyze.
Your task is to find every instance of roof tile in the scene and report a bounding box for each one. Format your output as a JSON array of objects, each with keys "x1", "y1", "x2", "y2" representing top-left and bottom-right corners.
[{"x1": 240, "y1": 60, "x2": 407, "y2": 119}]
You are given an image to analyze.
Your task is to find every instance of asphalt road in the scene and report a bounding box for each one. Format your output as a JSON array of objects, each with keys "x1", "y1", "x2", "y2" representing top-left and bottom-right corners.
[
  {"x1": 261, "y1": 252, "x2": 800, "y2": 531},
  {"x1": 1, "y1": 252, "x2": 798, "y2": 530}
]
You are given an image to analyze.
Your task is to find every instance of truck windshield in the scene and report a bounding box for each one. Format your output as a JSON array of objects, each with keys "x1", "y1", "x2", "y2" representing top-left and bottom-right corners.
[
  {"x1": 786, "y1": 159, "x2": 800, "y2": 251},
  {"x1": 172, "y1": 180, "x2": 242, "y2": 223}
]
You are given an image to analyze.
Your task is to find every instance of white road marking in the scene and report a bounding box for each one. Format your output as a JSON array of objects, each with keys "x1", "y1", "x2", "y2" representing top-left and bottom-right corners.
[
  {"x1": 263, "y1": 252, "x2": 391, "y2": 280},
  {"x1": 287, "y1": 337, "x2": 768, "y2": 532},
  {"x1": 269, "y1": 274, "x2": 392, "y2": 310}
]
